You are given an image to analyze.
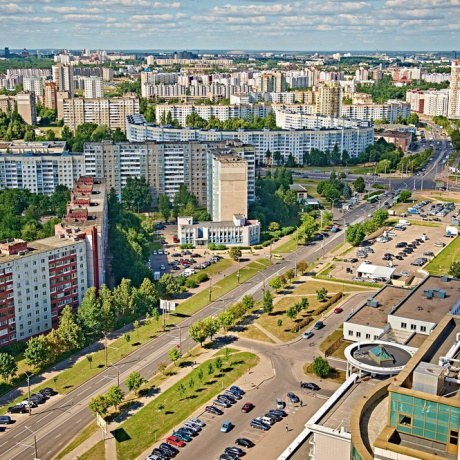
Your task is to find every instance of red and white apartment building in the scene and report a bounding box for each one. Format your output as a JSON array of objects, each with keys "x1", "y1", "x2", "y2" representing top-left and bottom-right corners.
[{"x1": 0, "y1": 177, "x2": 107, "y2": 346}]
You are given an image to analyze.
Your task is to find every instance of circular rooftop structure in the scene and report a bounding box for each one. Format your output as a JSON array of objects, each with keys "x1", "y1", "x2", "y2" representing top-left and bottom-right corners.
[{"x1": 344, "y1": 340, "x2": 416, "y2": 377}]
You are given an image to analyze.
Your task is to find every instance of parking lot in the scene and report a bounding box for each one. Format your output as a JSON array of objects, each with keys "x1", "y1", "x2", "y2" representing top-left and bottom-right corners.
[{"x1": 332, "y1": 221, "x2": 449, "y2": 283}]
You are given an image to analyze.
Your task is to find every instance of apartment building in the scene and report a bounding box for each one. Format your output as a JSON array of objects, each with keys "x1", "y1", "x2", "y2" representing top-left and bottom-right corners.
[
  {"x1": 259, "y1": 72, "x2": 286, "y2": 92},
  {"x1": 23, "y1": 76, "x2": 45, "y2": 101},
  {"x1": 52, "y1": 63, "x2": 74, "y2": 96},
  {"x1": 127, "y1": 116, "x2": 374, "y2": 164},
  {"x1": 448, "y1": 60, "x2": 460, "y2": 119},
  {"x1": 43, "y1": 82, "x2": 57, "y2": 110},
  {"x1": 156, "y1": 103, "x2": 272, "y2": 126},
  {"x1": 0, "y1": 151, "x2": 84, "y2": 194},
  {"x1": 62, "y1": 95, "x2": 139, "y2": 132},
  {"x1": 341, "y1": 100, "x2": 410, "y2": 123},
  {"x1": 406, "y1": 89, "x2": 450, "y2": 117},
  {"x1": 102, "y1": 68, "x2": 114, "y2": 82},
  {"x1": 0, "y1": 237, "x2": 88, "y2": 346},
  {"x1": 83, "y1": 139, "x2": 255, "y2": 206},
  {"x1": 317, "y1": 83, "x2": 342, "y2": 117},
  {"x1": 0, "y1": 91, "x2": 37, "y2": 125},
  {"x1": 0, "y1": 140, "x2": 67, "y2": 155},
  {"x1": 83, "y1": 76, "x2": 103, "y2": 99}
]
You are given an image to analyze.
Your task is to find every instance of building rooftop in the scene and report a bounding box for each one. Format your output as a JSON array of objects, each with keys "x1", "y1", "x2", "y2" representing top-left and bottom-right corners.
[
  {"x1": 390, "y1": 275, "x2": 460, "y2": 323},
  {"x1": 357, "y1": 263, "x2": 396, "y2": 279},
  {"x1": 346, "y1": 285, "x2": 408, "y2": 328},
  {"x1": 0, "y1": 141, "x2": 67, "y2": 154}
]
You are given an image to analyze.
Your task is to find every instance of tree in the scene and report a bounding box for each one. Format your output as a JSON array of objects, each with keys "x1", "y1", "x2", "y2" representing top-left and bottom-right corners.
[
  {"x1": 299, "y1": 297, "x2": 309, "y2": 312},
  {"x1": 113, "y1": 278, "x2": 136, "y2": 317},
  {"x1": 242, "y1": 295, "x2": 255, "y2": 311},
  {"x1": 215, "y1": 357, "x2": 223, "y2": 373},
  {"x1": 169, "y1": 347, "x2": 181, "y2": 364},
  {"x1": 204, "y1": 317, "x2": 220, "y2": 341},
  {"x1": 158, "y1": 361, "x2": 167, "y2": 375},
  {"x1": 86, "y1": 355, "x2": 93, "y2": 369},
  {"x1": 137, "y1": 278, "x2": 158, "y2": 314},
  {"x1": 229, "y1": 247, "x2": 242, "y2": 261},
  {"x1": 299, "y1": 214, "x2": 319, "y2": 243},
  {"x1": 89, "y1": 394, "x2": 110, "y2": 416},
  {"x1": 207, "y1": 362, "x2": 214, "y2": 375},
  {"x1": 158, "y1": 194, "x2": 172, "y2": 222},
  {"x1": 57, "y1": 306, "x2": 85, "y2": 352},
  {"x1": 78, "y1": 287, "x2": 103, "y2": 335},
  {"x1": 449, "y1": 261, "x2": 460, "y2": 278},
  {"x1": 176, "y1": 383, "x2": 186, "y2": 399},
  {"x1": 189, "y1": 320, "x2": 209, "y2": 346},
  {"x1": 218, "y1": 311, "x2": 234, "y2": 331},
  {"x1": 224, "y1": 347, "x2": 231, "y2": 363},
  {"x1": 106, "y1": 385, "x2": 125, "y2": 410},
  {"x1": 158, "y1": 274, "x2": 180, "y2": 299},
  {"x1": 133, "y1": 320, "x2": 141, "y2": 341},
  {"x1": 262, "y1": 290, "x2": 273, "y2": 315},
  {"x1": 372, "y1": 209, "x2": 389, "y2": 227},
  {"x1": 286, "y1": 306, "x2": 299, "y2": 320},
  {"x1": 285, "y1": 268, "x2": 295, "y2": 283},
  {"x1": 353, "y1": 176, "x2": 366, "y2": 193},
  {"x1": 346, "y1": 223, "x2": 366, "y2": 246},
  {"x1": 296, "y1": 261, "x2": 308, "y2": 275},
  {"x1": 125, "y1": 371, "x2": 146, "y2": 396},
  {"x1": 24, "y1": 336, "x2": 48, "y2": 369},
  {"x1": 316, "y1": 287, "x2": 328, "y2": 302},
  {"x1": 277, "y1": 319, "x2": 283, "y2": 327},
  {"x1": 312, "y1": 357, "x2": 331, "y2": 378},
  {"x1": 121, "y1": 176, "x2": 152, "y2": 212},
  {"x1": 269, "y1": 277, "x2": 282, "y2": 293},
  {"x1": 268, "y1": 222, "x2": 280, "y2": 233},
  {"x1": 188, "y1": 376, "x2": 195, "y2": 389},
  {"x1": 398, "y1": 190, "x2": 412, "y2": 203},
  {"x1": 0, "y1": 353, "x2": 17, "y2": 382},
  {"x1": 197, "y1": 368, "x2": 204, "y2": 383}
]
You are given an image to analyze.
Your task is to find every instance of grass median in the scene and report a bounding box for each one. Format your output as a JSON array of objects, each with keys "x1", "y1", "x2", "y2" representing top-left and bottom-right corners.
[
  {"x1": 425, "y1": 236, "x2": 460, "y2": 275},
  {"x1": 116, "y1": 351, "x2": 259, "y2": 460},
  {"x1": 272, "y1": 238, "x2": 298, "y2": 254}
]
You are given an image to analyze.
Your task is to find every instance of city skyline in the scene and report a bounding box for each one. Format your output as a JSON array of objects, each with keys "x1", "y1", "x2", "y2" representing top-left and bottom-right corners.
[{"x1": 0, "y1": 0, "x2": 459, "y2": 51}]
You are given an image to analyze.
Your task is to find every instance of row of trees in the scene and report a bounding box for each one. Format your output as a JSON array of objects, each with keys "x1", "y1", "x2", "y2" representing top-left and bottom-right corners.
[
  {"x1": 317, "y1": 171, "x2": 353, "y2": 203},
  {"x1": 346, "y1": 208, "x2": 390, "y2": 246},
  {"x1": 89, "y1": 371, "x2": 146, "y2": 416}
]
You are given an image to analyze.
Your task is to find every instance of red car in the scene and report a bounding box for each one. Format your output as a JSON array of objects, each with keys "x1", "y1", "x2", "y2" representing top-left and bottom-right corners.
[
  {"x1": 241, "y1": 402, "x2": 254, "y2": 413},
  {"x1": 166, "y1": 436, "x2": 186, "y2": 447},
  {"x1": 333, "y1": 307, "x2": 343, "y2": 314}
]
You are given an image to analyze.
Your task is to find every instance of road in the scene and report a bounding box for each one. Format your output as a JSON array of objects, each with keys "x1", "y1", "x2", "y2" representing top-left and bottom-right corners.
[{"x1": 0, "y1": 202, "x2": 374, "y2": 460}]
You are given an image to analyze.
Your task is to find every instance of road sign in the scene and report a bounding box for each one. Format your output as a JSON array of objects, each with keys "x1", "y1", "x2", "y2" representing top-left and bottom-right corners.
[
  {"x1": 160, "y1": 299, "x2": 176, "y2": 312},
  {"x1": 96, "y1": 413, "x2": 107, "y2": 434}
]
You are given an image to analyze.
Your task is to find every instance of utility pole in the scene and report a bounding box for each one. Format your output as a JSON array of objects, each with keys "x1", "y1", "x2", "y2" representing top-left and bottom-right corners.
[
  {"x1": 24, "y1": 372, "x2": 32, "y2": 416},
  {"x1": 103, "y1": 332, "x2": 108, "y2": 368},
  {"x1": 110, "y1": 364, "x2": 120, "y2": 387},
  {"x1": 24, "y1": 426, "x2": 38, "y2": 459},
  {"x1": 208, "y1": 277, "x2": 212, "y2": 302}
]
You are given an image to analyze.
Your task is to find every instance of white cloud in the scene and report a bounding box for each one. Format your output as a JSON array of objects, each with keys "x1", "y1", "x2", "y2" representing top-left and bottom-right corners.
[
  {"x1": 0, "y1": 3, "x2": 33, "y2": 13},
  {"x1": 130, "y1": 13, "x2": 174, "y2": 22},
  {"x1": 44, "y1": 6, "x2": 102, "y2": 13},
  {"x1": 63, "y1": 14, "x2": 115, "y2": 22}
]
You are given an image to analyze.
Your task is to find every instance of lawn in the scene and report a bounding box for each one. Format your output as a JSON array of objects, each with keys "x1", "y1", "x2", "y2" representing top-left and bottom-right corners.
[
  {"x1": 331, "y1": 241, "x2": 348, "y2": 254},
  {"x1": 319, "y1": 328, "x2": 343, "y2": 354},
  {"x1": 238, "y1": 324, "x2": 274, "y2": 343},
  {"x1": 272, "y1": 237, "x2": 299, "y2": 254},
  {"x1": 0, "y1": 259, "x2": 268, "y2": 413},
  {"x1": 292, "y1": 279, "x2": 370, "y2": 296},
  {"x1": 79, "y1": 440, "x2": 105, "y2": 460},
  {"x1": 115, "y1": 351, "x2": 259, "y2": 460},
  {"x1": 425, "y1": 236, "x2": 460, "y2": 276},
  {"x1": 187, "y1": 258, "x2": 234, "y2": 284},
  {"x1": 55, "y1": 422, "x2": 99, "y2": 459}
]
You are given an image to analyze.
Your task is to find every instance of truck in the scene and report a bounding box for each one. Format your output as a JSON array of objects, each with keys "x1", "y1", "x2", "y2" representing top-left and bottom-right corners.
[
  {"x1": 446, "y1": 226, "x2": 459, "y2": 238},
  {"x1": 399, "y1": 219, "x2": 410, "y2": 226},
  {"x1": 154, "y1": 271, "x2": 161, "y2": 281},
  {"x1": 407, "y1": 208, "x2": 419, "y2": 215}
]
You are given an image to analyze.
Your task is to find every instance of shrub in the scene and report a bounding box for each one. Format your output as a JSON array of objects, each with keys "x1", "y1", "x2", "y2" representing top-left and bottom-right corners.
[
  {"x1": 180, "y1": 243, "x2": 195, "y2": 249},
  {"x1": 185, "y1": 279, "x2": 198, "y2": 288},
  {"x1": 291, "y1": 317, "x2": 313, "y2": 332},
  {"x1": 312, "y1": 357, "x2": 331, "y2": 378},
  {"x1": 312, "y1": 292, "x2": 343, "y2": 316},
  {"x1": 196, "y1": 273, "x2": 209, "y2": 283}
]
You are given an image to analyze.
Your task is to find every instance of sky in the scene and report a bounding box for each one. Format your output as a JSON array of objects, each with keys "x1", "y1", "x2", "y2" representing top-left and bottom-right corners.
[{"x1": 0, "y1": 0, "x2": 459, "y2": 51}]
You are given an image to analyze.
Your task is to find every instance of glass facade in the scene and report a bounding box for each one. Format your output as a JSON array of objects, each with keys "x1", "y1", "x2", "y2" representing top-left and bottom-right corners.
[
  {"x1": 390, "y1": 392, "x2": 460, "y2": 444},
  {"x1": 351, "y1": 445, "x2": 363, "y2": 460}
]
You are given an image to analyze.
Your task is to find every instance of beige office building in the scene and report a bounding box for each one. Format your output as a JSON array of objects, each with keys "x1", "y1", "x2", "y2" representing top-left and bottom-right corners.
[
  {"x1": 62, "y1": 95, "x2": 139, "y2": 132},
  {"x1": 44, "y1": 82, "x2": 57, "y2": 110},
  {"x1": 317, "y1": 82, "x2": 342, "y2": 117},
  {"x1": 0, "y1": 92, "x2": 36, "y2": 125},
  {"x1": 52, "y1": 64, "x2": 74, "y2": 96},
  {"x1": 448, "y1": 60, "x2": 460, "y2": 119}
]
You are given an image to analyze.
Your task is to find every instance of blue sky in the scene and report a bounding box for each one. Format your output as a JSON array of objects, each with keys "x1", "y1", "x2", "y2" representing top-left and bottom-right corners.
[{"x1": 0, "y1": 0, "x2": 459, "y2": 51}]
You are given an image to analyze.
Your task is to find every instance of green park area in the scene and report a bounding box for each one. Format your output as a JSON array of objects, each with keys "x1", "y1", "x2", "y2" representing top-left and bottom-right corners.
[{"x1": 425, "y1": 236, "x2": 460, "y2": 276}]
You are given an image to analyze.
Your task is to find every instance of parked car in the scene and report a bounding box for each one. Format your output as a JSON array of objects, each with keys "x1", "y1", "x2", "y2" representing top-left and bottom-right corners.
[
  {"x1": 241, "y1": 402, "x2": 254, "y2": 413},
  {"x1": 230, "y1": 386, "x2": 245, "y2": 395},
  {"x1": 333, "y1": 307, "x2": 343, "y2": 314},
  {"x1": 235, "y1": 438, "x2": 255, "y2": 448},
  {"x1": 7, "y1": 405, "x2": 27, "y2": 414},
  {"x1": 0, "y1": 416, "x2": 13, "y2": 424},
  {"x1": 302, "y1": 331, "x2": 314, "y2": 339},
  {"x1": 276, "y1": 398, "x2": 285, "y2": 409},
  {"x1": 206, "y1": 406, "x2": 223, "y2": 415},
  {"x1": 287, "y1": 392, "x2": 300, "y2": 403},
  {"x1": 300, "y1": 382, "x2": 321, "y2": 391},
  {"x1": 313, "y1": 321, "x2": 324, "y2": 330},
  {"x1": 172, "y1": 431, "x2": 192, "y2": 442},
  {"x1": 214, "y1": 399, "x2": 231, "y2": 408},
  {"x1": 159, "y1": 443, "x2": 179, "y2": 456},
  {"x1": 166, "y1": 436, "x2": 186, "y2": 448},
  {"x1": 39, "y1": 387, "x2": 55, "y2": 397},
  {"x1": 221, "y1": 421, "x2": 233, "y2": 433},
  {"x1": 225, "y1": 446, "x2": 245, "y2": 457},
  {"x1": 250, "y1": 419, "x2": 270, "y2": 431},
  {"x1": 435, "y1": 242, "x2": 446, "y2": 247},
  {"x1": 268, "y1": 409, "x2": 288, "y2": 418},
  {"x1": 189, "y1": 418, "x2": 206, "y2": 427}
]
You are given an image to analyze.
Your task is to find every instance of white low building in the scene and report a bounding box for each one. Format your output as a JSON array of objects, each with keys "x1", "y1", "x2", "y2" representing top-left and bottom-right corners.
[{"x1": 356, "y1": 263, "x2": 395, "y2": 280}]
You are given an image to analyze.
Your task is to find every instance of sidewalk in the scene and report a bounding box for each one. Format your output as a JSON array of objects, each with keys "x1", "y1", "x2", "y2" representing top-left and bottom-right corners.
[{"x1": 60, "y1": 343, "x2": 273, "y2": 460}]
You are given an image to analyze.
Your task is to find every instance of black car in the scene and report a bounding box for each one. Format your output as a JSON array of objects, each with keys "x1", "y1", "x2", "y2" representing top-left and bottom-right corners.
[
  {"x1": 0, "y1": 416, "x2": 13, "y2": 424},
  {"x1": 300, "y1": 382, "x2": 321, "y2": 391},
  {"x1": 350, "y1": 258, "x2": 359, "y2": 263},
  {"x1": 287, "y1": 392, "x2": 300, "y2": 403},
  {"x1": 152, "y1": 447, "x2": 172, "y2": 459},
  {"x1": 205, "y1": 405, "x2": 223, "y2": 415},
  {"x1": 396, "y1": 256, "x2": 404, "y2": 261},
  {"x1": 39, "y1": 387, "x2": 55, "y2": 397},
  {"x1": 225, "y1": 446, "x2": 245, "y2": 457},
  {"x1": 265, "y1": 412, "x2": 282, "y2": 422},
  {"x1": 159, "y1": 443, "x2": 179, "y2": 456},
  {"x1": 268, "y1": 409, "x2": 288, "y2": 418},
  {"x1": 7, "y1": 405, "x2": 27, "y2": 414},
  {"x1": 250, "y1": 420, "x2": 270, "y2": 431},
  {"x1": 235, "y1": 438, "x2": 254, "y2": 448},
  {"x1": 220, "y1": 454, "x2": 239, "y2": 460}
]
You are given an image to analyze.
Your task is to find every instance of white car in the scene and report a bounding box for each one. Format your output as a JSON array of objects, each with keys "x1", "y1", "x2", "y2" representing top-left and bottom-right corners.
[
  {"x1": 400, "y1": 271, "x2": 410, "y2": 277},
  {"x1": 160, "y1": 264, "x2": 166, "y2": 270},
  {"x1": 387, "y1": 232, "x2": 397, "y2": 237},
  {"x1": 189, "y1": 418, "x2": 206, "y2": 427},
  {"x1": 152, "y1": 251, "x2": 157, "y2": 255},
  {"x1": 164, "y1": 250, "x2": 170, "y2": 255},
  {"x1": 376, "y1": 237, "x2": 389, "y2": 243},
  {"x1": 158, "y1": 250, "x2": 163, "y2": 255}
]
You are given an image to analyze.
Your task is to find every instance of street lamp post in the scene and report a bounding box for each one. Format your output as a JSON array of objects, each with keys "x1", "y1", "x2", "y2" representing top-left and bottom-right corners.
[
  {"x1": 110, "y1": 363, "x2": 120, "y2": 387},
  {"x1": 24, "y1": 426, "x2": 38, "y2": 459},
  {"x1": 208, "y1": 277, "x2": 212, "y2": 302},
  {"x1": 24, "y1": 372, "x2": 32, "y2": 416}
]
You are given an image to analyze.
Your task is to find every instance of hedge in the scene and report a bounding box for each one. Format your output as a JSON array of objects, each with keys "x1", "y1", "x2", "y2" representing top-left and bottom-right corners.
[
  {"x1": 312, "y1": 292, "x2": 343, "y2": 316},
  {"x1": 290, "y1": 316, "x2": 313, "y2": 332}
]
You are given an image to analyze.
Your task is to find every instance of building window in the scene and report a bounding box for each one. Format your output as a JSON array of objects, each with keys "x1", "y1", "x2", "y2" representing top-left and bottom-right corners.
[
  {"x1": 421, "y1": 326, "x2": 427, "y2": 332},
  {"x1": 356, "y1": 332, "x2": 361, "y2": 338},
  {"x1": 401, "y1": 322, "x2": 407, "y2": 329},
  {"x1": 348, "y1": 331, "x2": 353, "y2": 336},
  {"x1": 450, "y1": 430, "x2": 459, "y2": 446},
  {"x1": 410, "y1": 324, "x2": 416, "y2": 330},
  {"x1": 398, "y1": 414, "x2": 412, "y2": 427},
  {"x1": 365, "y1": 333, "x2": 371, "y2": 339}
]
